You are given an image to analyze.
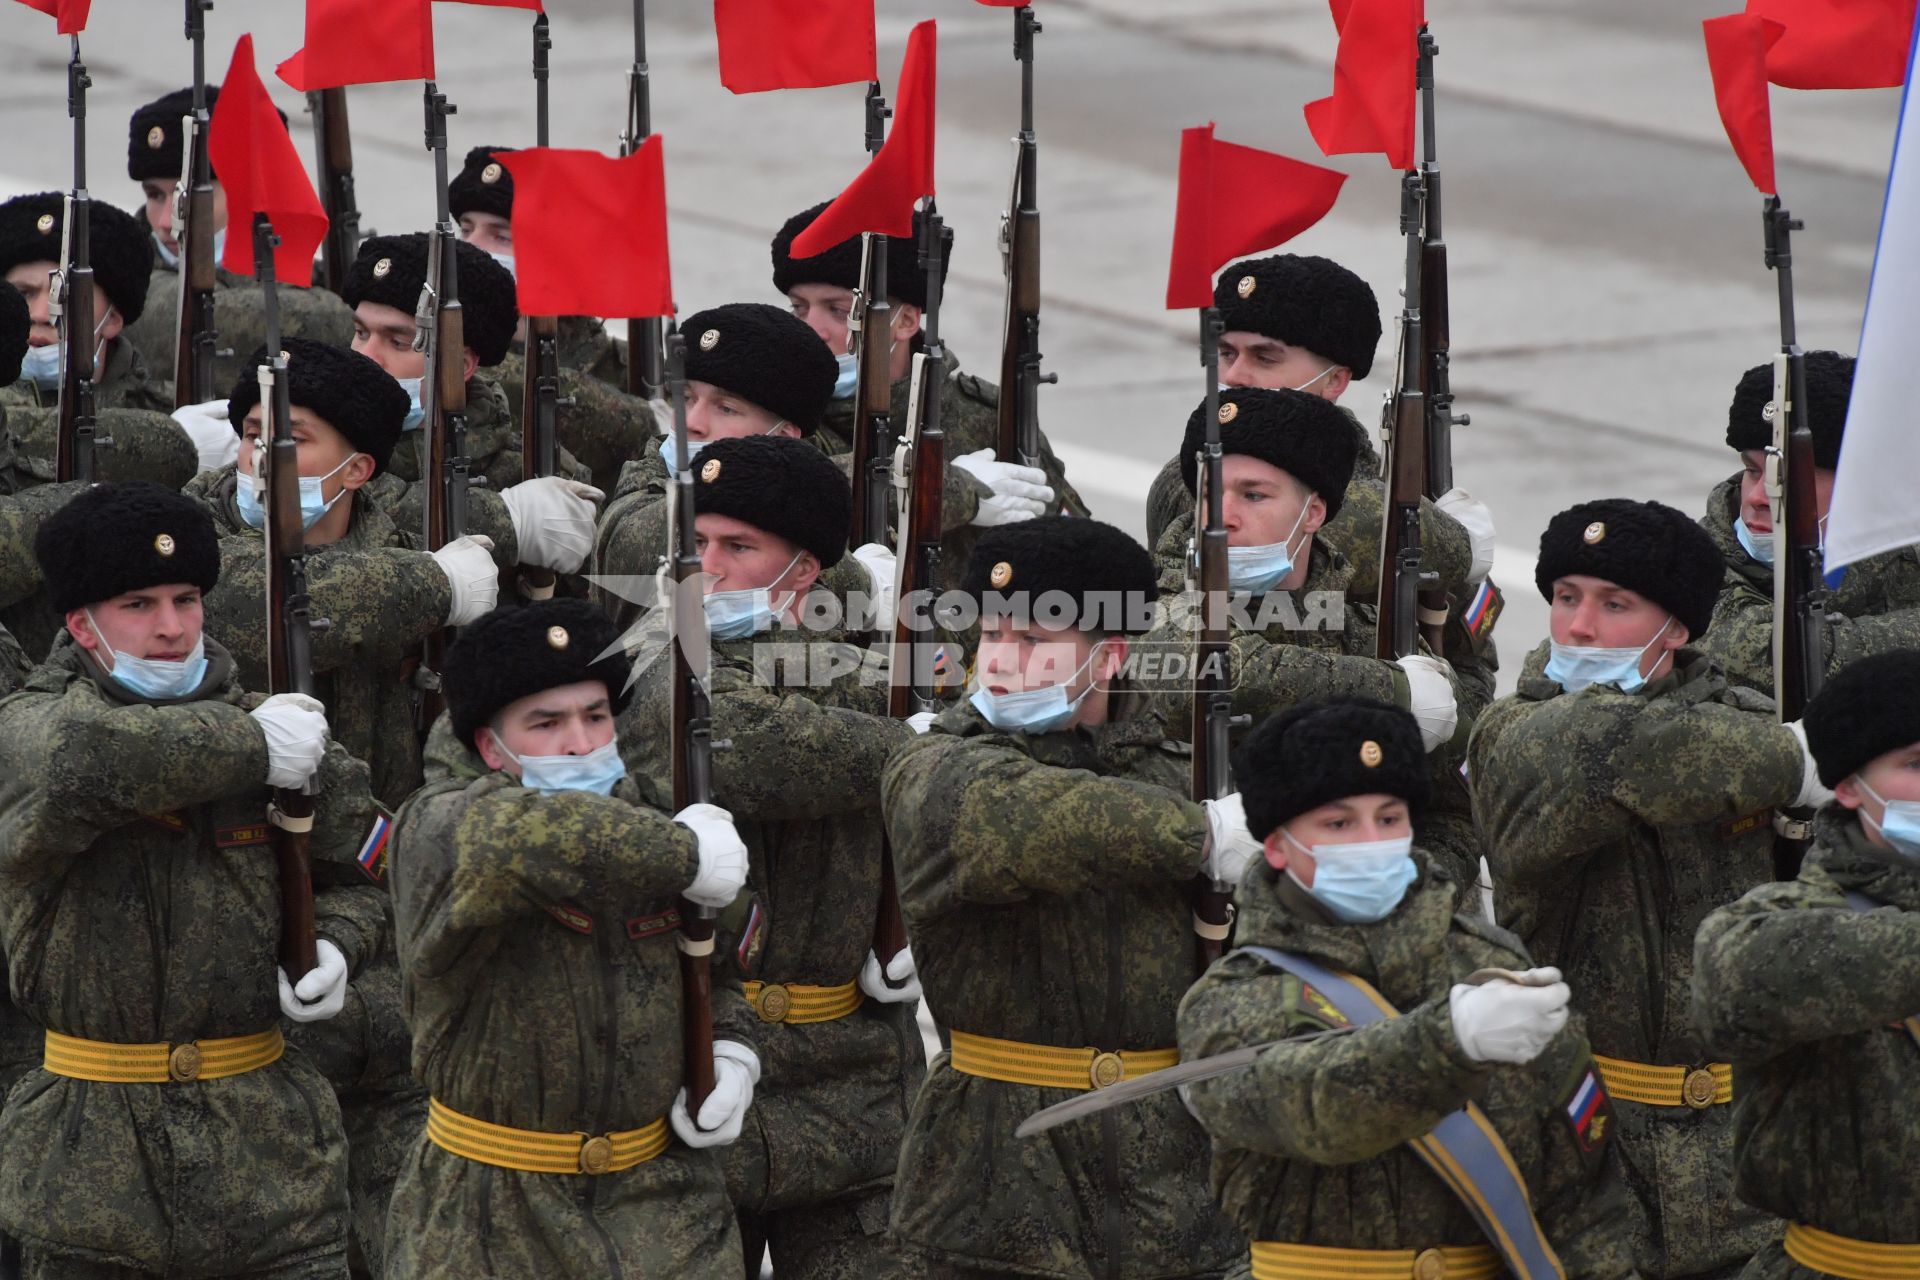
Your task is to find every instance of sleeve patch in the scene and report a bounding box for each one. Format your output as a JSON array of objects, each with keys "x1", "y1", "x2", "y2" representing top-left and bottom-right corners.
[
  {"x1": 1564, "y1": 1063, "x2": 1611, "y2": 1153},
  {"x1": 626, "y1": 907, "x2": 682, "y2": 941},
  {"x1": 355, "y1": 813, "x2": 392, "y2": 883},
  {"x1": 547, "y1": 904, "x2": 594, "y2": 935}
]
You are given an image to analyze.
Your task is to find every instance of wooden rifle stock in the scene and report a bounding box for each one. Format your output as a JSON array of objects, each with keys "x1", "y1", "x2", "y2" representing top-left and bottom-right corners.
[
  {"x1": 621, "y1": 0, "x2": 665, "y2": 399},
  {"x1": 171, "y1": 0, "x2": 217, "y2": 408},
  {"x1": 309, "y1": 89, "x2": 359, "y2": 296},
  {"x1": 848, "y1": 235, "x2": 893, "y2": 547},
  {"x1": 996, "y1": 5, "x2": 1049, "y2": 468},
  {"x1": 1376, "y1": 170, "x2": 1429, "y2": 661}
]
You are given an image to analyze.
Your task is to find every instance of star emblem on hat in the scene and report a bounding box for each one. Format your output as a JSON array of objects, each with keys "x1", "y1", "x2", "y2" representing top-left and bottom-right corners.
[
  {"x1": 372, "y1": 257, "x2": 393, "y2": 279},
  {"x1": 1218, "y1": 401, "x2": 1239, "y2": 424},
  {"x1": 699, "y1": 330, "x2": 720, "y2": 351},
  {"x1": 1583, "y1": 521, "x2": 1606, "y2": 544},
  {"x1": 146, "y1": 125, "x2": 166, "y2": 150},
  {"x1": 546, "y1": 625, "x2": 570, "y2": 650},
  {"x1": 1359, "y1": 740, "x2": 1383, "y2": 767},
  {"x1": 154, "y1": 533, "x2": 176, "y2": 557},
  {"x1": 481, "y1": 162, "x2": 503, "y2": 185},
  {"x1": 1236, "y1": 275, "x2": 1256, "y2": 298},
  {"x1": 701, "y1": 458, "x2": 722, "y2": 482},
  {"x1": 989, "y1": 561, "x2": 1013, "y2": 588},
  {"x1": 35, "y1": 213, "x2": 54, "y2": 235},
  {"x1": 1761, "y1": 401, "x2": 1778, "y2": 422}
]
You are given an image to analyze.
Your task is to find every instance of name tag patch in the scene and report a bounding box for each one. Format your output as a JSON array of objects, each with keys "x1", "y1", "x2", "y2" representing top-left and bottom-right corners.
[
  {"x1": 547, "y1": 904, "x2": 594, "y2": 935},
  {"x1": 626, "y1": 908, "x2": 682, "y2": 941}
]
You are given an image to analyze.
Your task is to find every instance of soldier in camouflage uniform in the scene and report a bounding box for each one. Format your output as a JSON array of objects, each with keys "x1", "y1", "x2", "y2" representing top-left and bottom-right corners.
[
  {"x1": 1180, "y1": 696, "x2": 1636, "y2": 1280},
  {"x1": 1694, "y1": 649, "x2": 1920, "y2": 1280},
  {"x1": 617, "y1": 436, "x2": 927, "y2": 1279},
  {"x1": 0, "y1": 482, "x2": 386, "y2": 1278},
  {"x1": 385, "y1": 597, "x2": 759, "y2": 1278},
  {"x1": 1469, "y1": 497, "x2": 1833, "y2": 1279},
  {"x1": 1140, "y1": 387, "x2": 1482, "y2": 892},
  {"x1": 1697, "y1": 352, "x2": 1920, "y2": 698},
  {"x1": 881, "y1": 515, "x2": 1242, "y2": 1279}
]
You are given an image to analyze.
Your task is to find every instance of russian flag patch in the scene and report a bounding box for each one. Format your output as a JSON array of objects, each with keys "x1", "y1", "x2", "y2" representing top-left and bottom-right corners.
[
  {"x1": 1463, "y1": 579, "x2": 1502, "y2": 642},
  {"x1": 356, "y1": 813, "x2": 392, "y2": 884},
  {"x1": 1565, "y1": 1065, "x2": 1609, "y2": 1152}
]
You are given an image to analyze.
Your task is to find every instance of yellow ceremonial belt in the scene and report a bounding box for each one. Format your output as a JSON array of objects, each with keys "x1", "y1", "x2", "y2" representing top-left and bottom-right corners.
[
  {"x1": 426, "y1": 1098, "x2": 670, "y2": 1176},
  {"x1": 742, "y1": 979, "x2": 863, "y2": 1025},
  {"x1": 1250, "y1": 1241, "x2": 1501, "y2": 1280},
  {"x1": 947, "y1": 1028, "x2": 1179, "y2": 1091},
  {"x1": 1591, "y1": 1054, "x2": 1732, "y2": 1109},
  {"x1": 43, "y1": 1027, "x2": 283, "y2": 1084},
  {"x1": 1784, "y1": 1224, "x2": 1920, "y2": 1280}
]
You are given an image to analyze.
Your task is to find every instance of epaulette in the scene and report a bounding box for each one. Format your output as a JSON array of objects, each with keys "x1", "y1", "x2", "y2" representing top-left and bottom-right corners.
[
  {"x1": 952, "y1": 370, "x2": 1000, "y2": 407},
  {"x1": 1450, "y1": 910, "x2": 1532, "y2": 964}
]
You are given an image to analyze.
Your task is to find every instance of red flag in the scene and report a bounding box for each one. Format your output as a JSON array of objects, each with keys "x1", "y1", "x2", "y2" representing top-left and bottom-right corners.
[
  {"x1": 1745, "y1": 0, "x2": 1916, "y2": 89},
  {"x1": 789, "y1": 21, "x2": 936, "y2": 257},
  {"x1": 1704, "y1": 13, "x2": 1785, "y2": 195},
  {"x1": 973, "y1": 1, "x2": 1031, "y2": 6},
  {"x1": 436, "y1": 0, "x2": 542, "y2": 8},
  {"x1": 277, "y1": 0, "x2": 434, "y2": 92},
  {"x1": 714, "y1": 0, "x2": 876, "y2": 93},
  {"x1": 210, "y1": 36, "x2": 329, "y2": 283},
  {"x1": 500, "y1": 141, "x2": 674, "y2": 319},
  {"x1": 1302, "y1": 0, "x2": 1418, "y2": 170},
  {"x1": 12, "y1": 0, "x2": 90, "y2": 33},
  {"x1": 1166, "y1": 125, "x2": 1348, "y2": 311}
]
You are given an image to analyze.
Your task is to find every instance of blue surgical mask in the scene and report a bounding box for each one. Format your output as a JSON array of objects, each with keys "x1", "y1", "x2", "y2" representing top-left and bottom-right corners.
[
  {"x1": 1855, "y1": 778, "x2": 1920, "y2": 862},
  {"x1": 832, "y1": 351, "x2": 858, "y2": 400},
  {"x1": 152, "y1": 231, "x2": 179, "y2": 270},
  {"x1": 498, "y1": 736, "x2": 626, "y2": 796},
  {"x1": 20, "y1": 343, "x2": 61, "y2": 388},
  {"x1": 397, "y1": 376, "x2": 425, "y2": 432},
  {"x1": 1283, "y1": 829, "x2": 1418, "y2": 923},
  {"x1": 236, "y1": 453, "x2": 359, "y2": 532},
  {"x1": 83, "y1": 610, "x2": 209, "y2": 700},
  {"x1": 1735, "y1": 517, "x2": 1774, "y2": 566},
  {"x1": 1226, "y1": 503, "x2": 1311, "y2": 595},
  {"x1": 1544, "y1": 615, "x2": 1674, "y2": 695},
  {"x1": 488, "y1": 251, "x2": 515, "y2": 278},
  {"x1": 658, "y1": 432, "x2": 711, "y2": 475},
  {"x1": 704, "y1": 550, "x2": 803, "y2": 641},
  {"x1": 969, "y1": 643, "x2": 1106, "y2": 735}
]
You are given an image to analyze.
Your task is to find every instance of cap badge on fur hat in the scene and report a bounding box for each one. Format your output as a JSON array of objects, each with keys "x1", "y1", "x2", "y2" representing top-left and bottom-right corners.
[
  {"x1": 546, "y1": 625, "x2": 569, "y2": 650},
  {"x1": 990, "y1": 561, "x2": 1013, "y2": 588},
  {"x1": 699, "y1": 329, "x2": 720, "y2": 351},
  {"x1": 146, "y1": 126, "x2": 165, "y2": 150},
  {"x1": 35, "y1": 214, "x2": 53, "y2": 234},
  {"x1": 1761, "y1": 400, "x2": 1778, "y2": 422},
  {"x1": 1583, "y1": 521, "x2": 1606, "y2": 544},
  {"x1": 372, "y1": 257, "x2": 392, "y2": 279},
  {"x1": 481, "y1": 162, "x2": 503, "y2": 184},
  {"x1": 154, "y1": 533, "x2": 176, "y2": 557},
  {"x1": 1219, "y1": 401, "x2": 1239, "y2": 424},
  {"x1": 701, "y1": 458, "x2": 722, "y2": 482},
  {"x1": 1359, "y1": 740, "x2": 1382, "y2": 767},
  {"x1": 1237, "y1": 275, "x2": 1256, "y2": 298}
]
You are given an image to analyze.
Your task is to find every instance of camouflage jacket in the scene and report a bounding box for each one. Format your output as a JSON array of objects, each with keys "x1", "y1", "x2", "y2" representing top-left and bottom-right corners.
[
  {"x1": 383, "y1": 729, "x2": 748, "y2": 1279},
  {"x1": 124, "y1": 262, "x2": 357, "y2": 405},
  {"x1": 496, "y1": 323, "x2": 661, "y2": 496},
  {"x1": 1179, "y1": 856, "x2": 1634, "y2": 1279},
  {"x1": 1696, "y1": 474, "x2": 1920, "y2": 699},
  {"x1": 1, "y1": 337, "x2": 196, "y2": 506},
  {"x1": 880, "y1": 695, "x2": 1240, "y2": 1279},
  {"x1": 0, "y1": 633, "x2": 383, "y2": 1275},
  {"x1": 1469, "y1": 644, "x2": 1803, "y2": 1277},
  {"x1": 618, "y1": 622, "x2": 925, "y2": 1213},
  {"x1": 0, "y1": 480, "x2": 83, "y2": 611}
]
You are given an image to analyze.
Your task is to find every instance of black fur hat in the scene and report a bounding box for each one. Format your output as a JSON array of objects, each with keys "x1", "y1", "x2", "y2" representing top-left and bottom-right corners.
[
  {"x1": 1726, "y1": 350, "x2": 1854, "y2": 470},
  {"x1": 1179, "y1": 387, "x2": 1360, "y2": 519},
  {"x1": 126, "y1": 85, "x2": 286, "y2": 183},
  {"x1": 1233, "y1": 696, "x2": 1430, "y2": 841},
  {"x1": 37, "y1": 481, "x2": 221, "y2": 613},
  {"x1": 691, "y1": 434, "x2": 851, "y2": 569},
  {"x1": 342, "y1": 232, "x2": 519, "y2": 367},
  {"x1": 770, "y1": 200, "x2": 945, "y2": 311},
  {"x1": 0, "y1": 192, "x2": 154, "y2": 325},
  {"x1": 682, "y1": 302, "x2": 838, "y2": 434},
  {"x1": 226, "y1": 337, "x2": 411, "y2": 475},
  {"x1": 443, "y1": 598, "x2": 633, "y2": 750},
  {"x1": 1534, "y1": 498, "x2": 1723, "y2": 640},
  {"x1": 960, "y1": 516, "x2": 1159, "y2": 635},
  {"x1": 1804, "y1": 650, "x2": 1920, "y2": 787},
  {"x1": 0, "y1": 283, "x2": 28, "y2": 386},
  {"x1": 447, "y1": 144, "x2": 516, "y2": 223},
  {"x1": 1213, "y1": 254, "x2": 1382, "y2": 379}
]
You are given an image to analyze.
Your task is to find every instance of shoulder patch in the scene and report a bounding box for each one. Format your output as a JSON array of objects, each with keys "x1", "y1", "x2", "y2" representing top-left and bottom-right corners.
[
  {"x1": 1561, "y1": 1060, "x2": 1612, "y2": 1155},
  {"x1": 734, "y1": 897, "x2": 766, "y2": 969},
  {"x1": 355, "y1": 813, "x2": 393, "y2": 882},
  {"x1": 547, "y1": 904, "x2": 594, "y2": 935},
  {"x1": 216, "y1": 822, "x2": 272, "y2": 849}
]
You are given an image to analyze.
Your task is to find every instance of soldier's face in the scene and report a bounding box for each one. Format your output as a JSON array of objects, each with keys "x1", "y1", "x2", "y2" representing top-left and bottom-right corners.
[
  {"x1": 975, "y1": 619, "x2": 1123, "y2": 706},
  {"x1": 7, "y1": 265, "x2": 121, "y2": 352},
  {"x1": 1836, "y1": 744, "x2": 1920, "y2": 846},
  {"x1": 1735, "y1": 450, "x2": 1836, "y2": 536},
  {"x1": 140, "y1": 179, "x2": 229, "y2": 254},
  {"x1": 352, "y1": 301, "x2": 427, "y2": 379},
  {"x1": 478, "y1": 681, "x2": 616, "y2": 774},
  {"x1": 458, "y1": 212, "x2": 512, "y2": 256},
  {"x1": 685, "y1": 381, "x2": 793, "y2": 442},
  {"x1": 1221, "y1": 455, "x2": 1325, "y2": 551},
  {"x1": 237, "y1": 405, "x2": 373, "y2": 487},
  {"x1": 69, "y1": 584, "x2": 204, "y2": 662},
  {"x1": 1265, "y1": 794, "x2": 1413, "y2": 879},
  {"x1": 1219, "y1": 332, "x2": 1348, "y2": 400},
  {"x1": 696, "y1": 513, "x2": 819, "y2": 603},
  {"x1": 1548, "y1": 576, "x2": 1688, "y2": 668},
  {"x1": 787, "y1": 283, "x2": 858, "y2": 354}
]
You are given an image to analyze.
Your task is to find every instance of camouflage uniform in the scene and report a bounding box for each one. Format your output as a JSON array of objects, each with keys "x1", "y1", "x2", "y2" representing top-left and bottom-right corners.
[
  {"x1": 1179, "y1": 856, "x2": 1636, "y2": 1280},
  {"x1": 1469, "y1": 644, "x2": 1806, "y2": 1278},
  {"x1": 880, "y1": 692, "x2": 1241, "y2": 1279},
  {"x1": 619, "y1": 624, "x2": 926, "y2": 1280},
  {"x1": 0, "y1": 481, "x2": 87, "y2": 662},
  {"x1": 122, "y1": 262, "x2": 356, "y2": 404},
  {"x1": 495, "y1": 333, "x2": 660, "y2": 496},
  {"x1": 0, "y1": 633, "x2": 384, "y2": 1277},
  {"x1": 382, "y1": 726, "x2": 749, "y2": 1279}
]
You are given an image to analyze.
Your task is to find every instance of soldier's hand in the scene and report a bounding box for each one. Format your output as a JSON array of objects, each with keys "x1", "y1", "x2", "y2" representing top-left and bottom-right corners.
[
  {"x1": 1448, "y1": 968, "x2": 1570, "y2": 1065},
  {"x1": 850, "y1": 542, "x2": 897, "y2": 630},
  {"x1": 1785, "y1": 720, "x2": 1835, "y2": 809},
  {"x1": 1203, "y1": 793, "x2": 1263, "y2": 887},
  {"x1": 502, "y1": 476, "x2": 605, "y2": 574},
  {"x1": 278, "y1": 939, "x2": 349, "y2": 1023},
  {"x1": 169, "y1": 398, "x2": 239, "y2": 476},
  {"x1": 1434, "y1": 487, "x2": 1497, "y2": 585},
  {"x1": 860, "y1": 947, "x2": 923, "y2": 1003},
  {"x1": 251, "y1": 692, "x2": 329, "y2": 790},
  {"x1": 676, "y1": 802, "x2": 749, "y2": 909},
  {"x1": 432, "y1": 535, "x2": 500, "y2": 626},
  {"x1": 954, "y1": 449, "x2": 1052, "y2": 527},
  {"x1": 671, "y1": 1041, "x2": 760, "y2": 1148},
  {"x1": 1394, "y1": 653, "x2": 1459, "y2": 752}
]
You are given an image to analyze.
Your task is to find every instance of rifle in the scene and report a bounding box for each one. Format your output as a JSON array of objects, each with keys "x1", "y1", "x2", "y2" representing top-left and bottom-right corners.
[
  {"x1": 520, "y1": 13, "x2": 560, "y2": 600},
  {"x1": 665, "y1": 331, "x2": 718, "y2": 1111},
  {"x1": 621, "y1": 0, "x2": 665, "y2": 400},
  {"x1": 308, "y1": 88, "x2": 360, "y2": 296},
  {"x1": 996, "y1": 4, "x2": 1054, "y2": 469},
  {"x1": 1762, "y1": 196, "x2": 1825, "y2": 879},
  {"x1": 847, "y1": 84, "x2": 895, "y2": 548},
  {"x1": 171, "y1": 0, "x2": 217, "y2": 408},
  {"x1": 1374, "y1": 160, "x2": 1433, "y2": 660},
  {"x1": 1189, "y1": 309, "x2": 1234, "y2": 969},
  {"x1": 253, "y1": 214, "x2": 320, "y2": 982},
  {"x1": 53, "y1": 37, "x2": 101, "y2": 484}
]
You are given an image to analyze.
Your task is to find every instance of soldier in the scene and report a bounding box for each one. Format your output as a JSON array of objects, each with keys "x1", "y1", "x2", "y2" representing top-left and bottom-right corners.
[
  {"x1": 1141, "y1": 387, "x2": 1480, "y2": 891},
  {"x1": 0, "y1": 481, "x2": 385, "y2": 1277},
  {"x1": 1694, "y1": 648, "x2": 1920, "y2": 1280},
  {"x1": 384, "y1": 597, "x2": 759, "y2": 1278},
  {"x1": 1698, "y1": 351, "x2": 1920, "y2": 696},
  {"x1": 1469, "y1": 497, "x2": 1832, "y2": 1280},
  {"x1": 1179, "y1": 695, "x2": 1636, "y2": 1280},
  {"x1": 881, "y1": 514, "x2": 1243, "y2": 1280},
  {"x1": 617, "y1": 435, "x2": 927, "y2": 1279}
]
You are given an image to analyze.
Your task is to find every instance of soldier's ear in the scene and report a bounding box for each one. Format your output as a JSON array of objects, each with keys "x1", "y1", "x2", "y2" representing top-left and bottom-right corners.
[
  {"x1": 889, "y1": 304, "x2": 923, "y2": 342},
  {"x1": 97, "y1": 305, "x2": 124, "y2": 343},
  {"x1": 1833, "y1": 775, "x2": 1866, "y2": 812},
  {"x1": 1262, "y1": 830, "x2": 1289, "y2": 872},
  {"x1": 1321, "y1": 366, "x2": 1352, "y2": 400},
  {"x1": 65, "y1": 607, "x2": 100, "y2": 652},
  {"x1": 789, "y1": 552, "x2": 822, "y2": 597},
  {"x1": 340, "y1": 452, "x2": 377, "y2": 492},
  {"x1": 1662, "y1": 621, "x2": 1689, "y2": 651},
  {"x1": 461, "y1": 348, "x2": 480, "y2": 384},
  {"x1": 1299, "y1": 490, "x2": 1329, "y2": 537},
  {"x1": 1092, "y1": 636, "x2": 1128, "y2": 687},
  {"x1": 474, "y1": 725, "x2": 512, "y2": 774}
]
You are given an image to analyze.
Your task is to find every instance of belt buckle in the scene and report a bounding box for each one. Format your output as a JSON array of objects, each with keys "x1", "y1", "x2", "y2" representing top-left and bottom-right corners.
[
  {"x1": 579, "y1": 1134, "x2": 614, "y2": 1175},
  {"x1": 1412, "y1": 1248, "x2": 1447, "y2": 1280},
  {"x1": 1088, "y1": 1051, "x2": 1124, "y2": 1090},
  {"x1": 755, "y1": 983, "x2": 792, "y2": 1023},
  {"x1": 168, "y1": 1042, "x2": 201, "y2": 1083},
  {"x1": 1682, "y1": 1067, "x2": 1717, "y2": 1110}
]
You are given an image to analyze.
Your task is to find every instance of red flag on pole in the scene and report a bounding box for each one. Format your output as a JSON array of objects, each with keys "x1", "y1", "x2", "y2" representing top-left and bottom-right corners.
[
  {"x1": 1166, "y1": 125, "x2": 1348, "y2": 311},
  {"x1": 500, "y1": 141, "x2": 674, "y2": 319},
  {"x1": 788, "y1": 20, "x2": 937, "y2": 256},
  {"x1": 277, "y1": 0, "x2": 435, "y2": 92},
  {"x1": 210, "y1": 35, "x2": 330, "y2": 283},
  {"x1": 973, "y1": 1, "x2": 1031, "y2": 6},
  {"x1": 1744, "y1": 0, "x2": 1916, "y2": 89},
  {"x1": 436, "y1": 0, "x2": 542, "y2": 9},
  {"x1": 1302, "y1": 0, "x2": 1419, "y2": 170},
  {"x1": 12, "y1": 0, "x2": 89, "y2": 33},
  {"x1": 1703, "y1": 13, "x2": 1785, "y2": 195},
  {"x1": 714, "y1": 0, "x2": 876, "y2": 93}
]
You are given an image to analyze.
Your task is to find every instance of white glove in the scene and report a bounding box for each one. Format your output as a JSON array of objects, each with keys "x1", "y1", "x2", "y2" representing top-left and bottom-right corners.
[
  {"x1": 251, "y1": 692, "x2": 329, "y2": 790},
  {"x1": 953, "y1": 448, "x2": 1051, "y2": 528},
  {"x1": 501, "y1": 476, "x2": 604, "y2": 574},
  {"x1": 278, "y1": 938, "x2": 349, "y2": 1023},
  {"x1": 1449, "y1": 967, "x2": 1570, "y2": 1065},
  {"x1": 1434, "y1": 487, "x2": 1497, "y2": 585},
  {"x1": 432, "y1": 535, "x2": 500, "y2": 626},
  {"x1": 1785, "y1": 720, "x2": 1835, "y2": 809},
  {"x1": 1395, "y1": 653, "x2": 1460, "y2": 753},
  {"x1": 670, "y1": 1040, "x2": 760, "y2": 1148},
  {"x1": 1203, "y1": 793, "x2": 1263, "y2": 887},
  {"x1": 906, "y1": 710, "x2": 937, "y2": 735},
  {"x1": 171, "y1": 398, "x2": 239, "y2": 475},
  {"x1": 859, "y1": 946, "x2": 923, "y2": 1003},
  {"x1": 677, "y1": 802, "x2": 749, "y2": 909},
  {"x1": 851, "y1": 541, "x2": 897, "y2": 630}
]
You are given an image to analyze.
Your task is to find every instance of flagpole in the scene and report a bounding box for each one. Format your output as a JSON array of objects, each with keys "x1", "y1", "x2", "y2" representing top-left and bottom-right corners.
[{"x1": 623, "y1": 0, "x2": 665, "y2": 401}]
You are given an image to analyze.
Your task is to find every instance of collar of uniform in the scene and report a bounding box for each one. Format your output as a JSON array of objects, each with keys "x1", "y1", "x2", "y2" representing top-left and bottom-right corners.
[
  {"x1": 46, "y1": 628, "x2": 239, "y2": 708},
  {"x1": 1514, "y1": 640, "x2": 1716, "y2": 702},
  {"x1": 1806, "y1": 805, "x2": 1920, "y2": 910},
  {"x1": 1334, "y1": 401, "x2": 1379, "y2": 472},
  {"x1": 949, "y1": 691, "x2": 1166, "y2": 772}
]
